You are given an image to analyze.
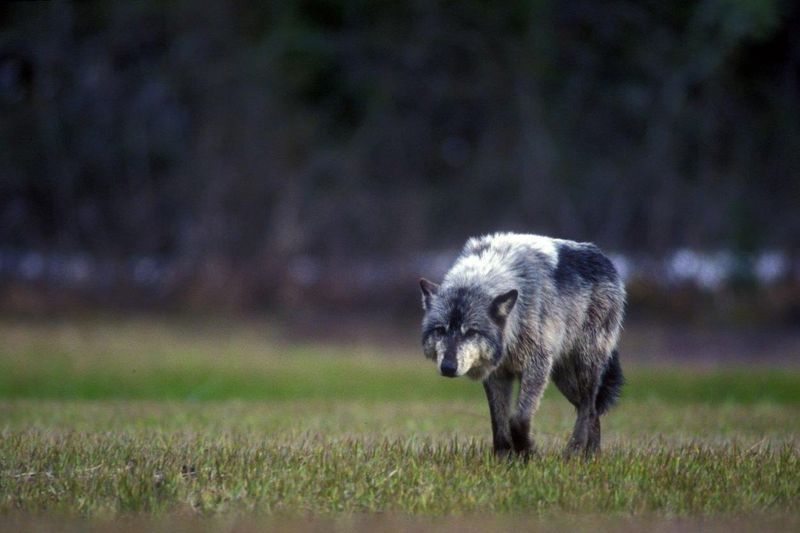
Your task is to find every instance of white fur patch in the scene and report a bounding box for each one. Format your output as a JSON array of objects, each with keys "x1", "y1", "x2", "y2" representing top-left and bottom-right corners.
[
  {"x1": 541, "y1": 317, "x2": 566, "y2": 358},
  {"x1": 446, "y1": 233, "x2": 559, "y2": 289},
  {"x1": 435, "y1": 338, "x2": 487, "y2": 377},
  {"x1": 435, "y1": 339, "x2": 446, "y2": 369},
  {"x1": 486, "y1": 233, "x2": 558, "y2": 265},
  {"x1": 455, "y1": 342, "x2": 482, "y2": 375}
]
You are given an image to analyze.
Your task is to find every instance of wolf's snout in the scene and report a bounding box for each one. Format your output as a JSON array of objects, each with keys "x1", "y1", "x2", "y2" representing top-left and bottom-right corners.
[{"x1": 440, "y1": 359, "x2": 458, "y2": 377}]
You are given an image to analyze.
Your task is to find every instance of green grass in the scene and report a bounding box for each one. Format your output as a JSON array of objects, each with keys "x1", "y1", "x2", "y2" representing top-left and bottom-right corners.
[
  {"x1": 1, "y1": 319, "x2": 798, "y2": 404},
  {"x1": 0, "y1": 319, "x2": 799, "y2": 525},
  {"x1": 2, "y1": 425, "x2": 798, "y2": 517}
]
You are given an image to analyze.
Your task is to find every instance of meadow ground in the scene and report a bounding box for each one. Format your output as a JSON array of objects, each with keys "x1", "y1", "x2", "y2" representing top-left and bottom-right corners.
[{"x1": 0, "y1": 318, "x2": 798, "y2": 531}]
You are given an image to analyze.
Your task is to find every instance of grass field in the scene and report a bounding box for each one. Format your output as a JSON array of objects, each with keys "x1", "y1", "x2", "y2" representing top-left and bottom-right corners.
[{"x1": 1, "y1": 318, "x2": 799, "y2": 530}]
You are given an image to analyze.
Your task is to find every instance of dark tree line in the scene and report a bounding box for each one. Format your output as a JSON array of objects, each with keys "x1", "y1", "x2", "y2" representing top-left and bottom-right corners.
[{"x1": 1, "y1": 1, "x2": 799, "y2": 283}]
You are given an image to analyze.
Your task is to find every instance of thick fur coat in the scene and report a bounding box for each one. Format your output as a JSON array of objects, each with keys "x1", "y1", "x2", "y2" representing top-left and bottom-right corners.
[{"x1": 420, "y1": 233, "x2": 625, "y2": 457}]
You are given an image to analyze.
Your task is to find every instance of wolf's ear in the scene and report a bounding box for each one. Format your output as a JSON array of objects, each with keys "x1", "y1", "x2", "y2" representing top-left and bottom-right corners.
[
  {"x1": 490, "y1": 289, "x2": 518, "y2": 324},
  {"x1": 419, "y1": 278, "x2": 439, "y2": 311}
]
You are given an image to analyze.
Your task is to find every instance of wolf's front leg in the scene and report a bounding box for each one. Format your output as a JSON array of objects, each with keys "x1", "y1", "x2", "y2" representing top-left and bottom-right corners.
[
  {"x1": 483, "y1": 374, "x2": 514, "y2": 456},
  {"x1": 510, "y1": 357, "x2": 553, "y2": 456}
]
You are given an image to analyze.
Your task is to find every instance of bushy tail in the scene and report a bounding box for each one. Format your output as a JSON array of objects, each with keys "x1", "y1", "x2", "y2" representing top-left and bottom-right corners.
[{"x1": 596, "y1": 349, "x2": 624, "y2": 415}]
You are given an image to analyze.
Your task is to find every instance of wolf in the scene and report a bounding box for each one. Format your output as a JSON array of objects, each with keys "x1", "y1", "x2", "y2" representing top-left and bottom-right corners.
[{"x1": 419, "y1": 232, "x2": 625, "y2": 458}]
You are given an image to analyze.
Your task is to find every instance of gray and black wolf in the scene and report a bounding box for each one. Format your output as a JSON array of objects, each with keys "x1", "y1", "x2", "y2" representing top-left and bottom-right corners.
[{"x1": 420, "y1": 233, "x2": 625, "y2": 458}]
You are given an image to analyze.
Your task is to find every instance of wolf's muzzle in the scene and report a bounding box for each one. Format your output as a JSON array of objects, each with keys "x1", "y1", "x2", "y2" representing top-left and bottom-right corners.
[{"x1": 440, "y1": 359, "x2": 458, "y2": 377}]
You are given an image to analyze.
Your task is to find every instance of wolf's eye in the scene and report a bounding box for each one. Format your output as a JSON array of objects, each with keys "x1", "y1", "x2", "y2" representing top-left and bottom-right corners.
[
  {"x1": 433, "y1": 326, "x2": 446, "y2": 336},
  {"x1": 464, "y1": 329, "x2": 479, "y2": 338}
]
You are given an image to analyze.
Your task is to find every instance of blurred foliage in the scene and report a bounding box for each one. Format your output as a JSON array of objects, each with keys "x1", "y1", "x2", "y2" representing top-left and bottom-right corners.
[{"x1": 0, "y1": 0, "x2": 798, "y2": 267}]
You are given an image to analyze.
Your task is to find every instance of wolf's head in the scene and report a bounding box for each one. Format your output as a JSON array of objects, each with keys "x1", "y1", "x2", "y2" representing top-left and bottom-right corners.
[{"x1": 419, "y1": 278, "x2": 518, "y2": 380}]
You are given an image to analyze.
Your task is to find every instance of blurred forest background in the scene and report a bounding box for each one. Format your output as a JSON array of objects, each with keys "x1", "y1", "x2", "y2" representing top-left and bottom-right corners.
[{"x1": 0, "y1": 0, "x2": 798, "y2": 325}]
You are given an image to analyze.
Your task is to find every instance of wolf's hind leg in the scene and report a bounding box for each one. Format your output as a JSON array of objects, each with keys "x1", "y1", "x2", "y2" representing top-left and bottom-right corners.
[
  {"x1": 565, "y1": 398, "x2": 598, "y2": 459},
  {"x1": 587, "y1": 415, "x2": 601, "y2": 455},
  {"x1": 554, "y1": 355, "x2": 603, "y2": 459}
]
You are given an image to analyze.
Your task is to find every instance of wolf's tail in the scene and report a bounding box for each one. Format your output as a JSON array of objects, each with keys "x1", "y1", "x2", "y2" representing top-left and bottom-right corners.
[{"x1": 595, "y1": 349, "x2": 624, "y2": 415}]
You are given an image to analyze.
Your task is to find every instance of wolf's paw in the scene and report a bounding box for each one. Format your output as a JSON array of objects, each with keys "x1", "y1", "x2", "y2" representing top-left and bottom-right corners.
[
  {"x1": 493, "y1": 447, "x2": 513, "y2": 460},
  {"x1": 562, "y1": 441, "x2": 598, "y2": 461}
]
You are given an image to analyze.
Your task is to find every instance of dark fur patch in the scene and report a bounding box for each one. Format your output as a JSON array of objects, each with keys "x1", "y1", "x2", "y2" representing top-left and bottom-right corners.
[
  {"x1": 554, "y1": 244, "x2": 618, "y2": 292},
  {"x1": 487, "y1": 336, "x2": 503, "y2": 364},
  {"x1": 549, "y1": 358, "x2": 580, "y2": 408},
  {"x1": 442, "y1": 336, "x2": 459, "y2": 366},
  {"x1": 595, "y1": 349, "x2": 624, "y2": 415},
  {"x1": 447, "y1": 287, "x2": 469, "y2": 331},
  {"x1": 509, "y1": 417, "x2": 531, "y2": 452}
]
